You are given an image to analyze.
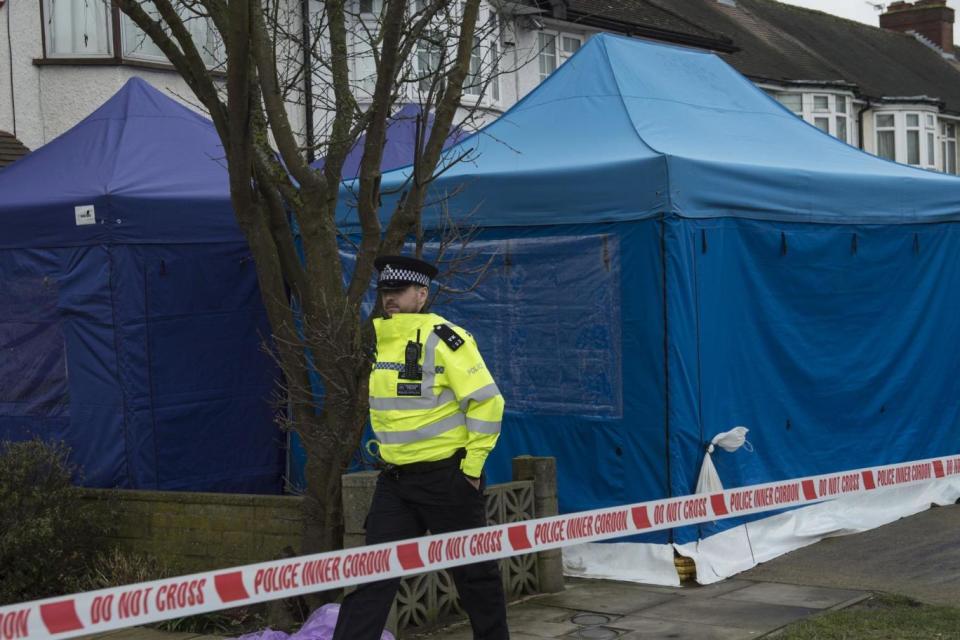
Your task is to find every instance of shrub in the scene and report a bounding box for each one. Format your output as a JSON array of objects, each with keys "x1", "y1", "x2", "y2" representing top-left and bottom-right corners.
[
  {"x1": 0, "y1": 439, "x2": 107, "y2": 604},
  {"x1": 76, "y1": 547, "x2": 171, "y2": 591}
]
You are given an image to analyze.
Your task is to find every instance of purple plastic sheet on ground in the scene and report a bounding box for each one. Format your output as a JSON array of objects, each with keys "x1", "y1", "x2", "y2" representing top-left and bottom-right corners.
[{"x1": 231, "y1": 604, "x2": 395, "y2": 640}]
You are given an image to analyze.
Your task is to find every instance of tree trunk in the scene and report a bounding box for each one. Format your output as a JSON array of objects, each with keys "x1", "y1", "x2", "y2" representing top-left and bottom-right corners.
[{"x1": 299, "y1": 385, "x2": 370, "y2": 556}]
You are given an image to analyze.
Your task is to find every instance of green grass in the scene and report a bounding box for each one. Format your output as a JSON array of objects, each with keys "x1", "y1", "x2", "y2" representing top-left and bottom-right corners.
[{"x1": 775, "y1": 593, "x2": 960, "y2": 640}]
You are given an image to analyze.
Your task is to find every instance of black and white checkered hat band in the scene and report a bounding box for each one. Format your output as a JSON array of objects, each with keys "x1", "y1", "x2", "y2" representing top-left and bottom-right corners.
[{"x1": 379, "y1": 265, "x2": 431, "y2": 287}]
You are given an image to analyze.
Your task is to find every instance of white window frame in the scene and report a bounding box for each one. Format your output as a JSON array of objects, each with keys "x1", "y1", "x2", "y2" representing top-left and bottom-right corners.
[
  {"x1": 537, "y1": 29, "x2": 582, "y2": 82},
  {"x1": 875, "y1": 112, "x2": 897, "y2": 161},
  {"x1": 462, "y1": 7, "x2": 501, "y2": 105},
  {"x1": 413, "y1": 29, "x2": 443, "y2": 96},
  {"x1": 872, "y1": 109, "x2": 938, "y2": 166},
  {"x1": 770, "y1": 91, "x2": 853, "y2": 144},
  {"x1": 773, "y1": 91, "x2": 803, "y2": 115},
  {"x1": 835, "y1": 95, "x2": 849, "y2": 144},
  {"x1": 42, "y1": 0, "x2": 224, "y2": 68},
  {"x1": 925, "y1": 113, "x2": 937, "y2": 168},
  {"x1": 352, "y1": 0, "x2": 386, "y2": 99},
  {"x1": 359, "y1": 0, "x2": 384, "y2": 16},
  {"x1": 905, "y1": 112, "x2": 922, "y2": 166},
  {"x1": 121, "y1": 7, "x2": 167, "y2": 64},
  {"x1": 941, "y1": 120, "x2": 958, "y2": 175},
  {"x1": 803, "y1": 93, "x2": 852, "y2": 144},
  {"x1": 44, "y1": 0, "x2": 113, "y2": 58}
]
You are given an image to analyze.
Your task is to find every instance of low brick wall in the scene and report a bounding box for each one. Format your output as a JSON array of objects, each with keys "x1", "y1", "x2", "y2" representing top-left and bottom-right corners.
[{"x1": 80, "y1": 489, "x2": 304, "y2": 573}]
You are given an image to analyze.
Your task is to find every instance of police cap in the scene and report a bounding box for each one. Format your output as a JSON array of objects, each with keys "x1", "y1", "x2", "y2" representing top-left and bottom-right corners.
[{"x1": 374, "y1": 255, "x2": 438, "y2": 290}]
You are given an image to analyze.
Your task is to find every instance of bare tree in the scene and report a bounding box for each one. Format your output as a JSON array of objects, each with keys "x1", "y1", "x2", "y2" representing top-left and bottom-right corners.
[{"x1": 112, "y1": 0, "x2": 492, "y2": 555}]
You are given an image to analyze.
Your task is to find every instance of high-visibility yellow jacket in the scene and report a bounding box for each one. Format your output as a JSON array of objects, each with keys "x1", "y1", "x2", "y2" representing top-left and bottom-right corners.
[{"x1": 369, "y1": 312, "x2": 504, "y2": 477}]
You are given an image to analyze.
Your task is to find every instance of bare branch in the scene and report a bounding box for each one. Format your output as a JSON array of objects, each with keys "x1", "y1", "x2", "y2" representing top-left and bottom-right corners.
[
  {"x1": 251, "y1": 2, "x2": 323, "y2": 191},
  {"x1": 113, "y1": 0, "x2": 229, "y2": 138}
]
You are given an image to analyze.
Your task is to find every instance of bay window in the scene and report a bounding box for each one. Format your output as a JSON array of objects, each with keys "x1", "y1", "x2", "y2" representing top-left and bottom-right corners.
[
  {"x1": 771, "y1": 91, "x2": 852, "y2": 144},
  {"x1": 874, "y1": 110, "x2": 938, "y2": 168},
  {"x1": 42, "y1": 0, "x2": 223, "y2": 68}
]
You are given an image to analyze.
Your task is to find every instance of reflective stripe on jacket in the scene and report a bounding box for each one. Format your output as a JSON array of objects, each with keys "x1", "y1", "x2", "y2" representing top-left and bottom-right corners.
[{"x1": 370, "y1": 312, "x2": 504, "y2": 477}]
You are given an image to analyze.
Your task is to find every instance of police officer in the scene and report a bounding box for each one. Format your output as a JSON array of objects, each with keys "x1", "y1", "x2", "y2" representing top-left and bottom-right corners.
[{"x1": 332, "y1": 255, "x2": 509, "y2": 640}]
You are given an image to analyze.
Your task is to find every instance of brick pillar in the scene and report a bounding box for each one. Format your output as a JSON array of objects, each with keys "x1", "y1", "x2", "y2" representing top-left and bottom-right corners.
[{"x1": 512, "y1": 456, "x2": 564, "y2": 593}]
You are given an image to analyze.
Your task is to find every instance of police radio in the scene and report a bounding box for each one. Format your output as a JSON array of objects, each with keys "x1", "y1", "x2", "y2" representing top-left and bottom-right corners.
[{"x1": 399, "y1": 330, "x2": 423, "y2": 381}]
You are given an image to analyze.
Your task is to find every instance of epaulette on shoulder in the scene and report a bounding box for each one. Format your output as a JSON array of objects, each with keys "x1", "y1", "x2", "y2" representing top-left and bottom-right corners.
[{"x1": 433, "y1": 323, "x2": 465, "y2": 351}]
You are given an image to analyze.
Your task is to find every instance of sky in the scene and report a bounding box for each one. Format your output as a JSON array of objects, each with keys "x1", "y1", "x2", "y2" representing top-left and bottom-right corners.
[{"x1": 777, "y1": 0, "x2": 960, "y2": 42}]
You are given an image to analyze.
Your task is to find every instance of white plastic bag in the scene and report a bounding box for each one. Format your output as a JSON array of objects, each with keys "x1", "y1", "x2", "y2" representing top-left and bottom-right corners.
[{"x1": 695, "y1": 426, "x2": 752, "y2": 494}]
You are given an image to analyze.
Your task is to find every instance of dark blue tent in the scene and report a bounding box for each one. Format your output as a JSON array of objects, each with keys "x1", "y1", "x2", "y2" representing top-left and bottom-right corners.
[
  {"x1": 0, "y1": 78, "x2": 283, "y2": 492},
  {"x1": 339, "y1": 33, "x2": 960, "y2": 547},
  {"x1": 310, "y1": 103, "x2": 465, "y2": 179}
]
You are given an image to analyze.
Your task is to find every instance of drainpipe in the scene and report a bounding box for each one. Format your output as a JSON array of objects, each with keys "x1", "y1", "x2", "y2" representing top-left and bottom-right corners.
[
  {"x1": 301, "y1": 0, "x2": 315, "y2": 163},
  {"x1": 856, "y1": 100, "x2": 870, "y2": 151},
  {"x1": 4, "y1": 0, "x2": 15, "y2": 136}
]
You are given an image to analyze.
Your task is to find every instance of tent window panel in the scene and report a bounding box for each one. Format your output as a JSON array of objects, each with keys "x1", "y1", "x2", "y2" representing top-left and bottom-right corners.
[
  {"x1": 428, "y1": 234, "x2": 623, "y2": 418},
  {"x1": 0, "y1": 275, "x2": 69, "y2": 418},
  {"x1": 45, "y1": 0, "x2": 112, "y2": 57}
]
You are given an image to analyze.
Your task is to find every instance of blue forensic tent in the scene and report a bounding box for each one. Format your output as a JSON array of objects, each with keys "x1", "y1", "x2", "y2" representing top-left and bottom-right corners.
[
  {"x1": 0, "y1": 78, "x2": 283, "y2": 492},
  {"x1": 338, "y1": 33, "x2": 960, "y2": 545}
]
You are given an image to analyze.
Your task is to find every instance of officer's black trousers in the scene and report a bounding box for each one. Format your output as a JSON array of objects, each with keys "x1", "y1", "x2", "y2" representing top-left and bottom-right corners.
[{"x1": 331, "y1": 464, "x2": 509, "y2": 640}]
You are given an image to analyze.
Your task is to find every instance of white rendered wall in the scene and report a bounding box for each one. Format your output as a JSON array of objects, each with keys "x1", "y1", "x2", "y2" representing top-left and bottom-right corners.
[{"x1": 0, "y1": 1, "x2": 304, "y2": 151}]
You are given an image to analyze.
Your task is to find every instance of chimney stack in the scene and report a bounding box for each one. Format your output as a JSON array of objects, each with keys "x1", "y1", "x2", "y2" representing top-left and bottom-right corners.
[{"x1": 881, "y1": 1, "x2": 955, "y2": 53}]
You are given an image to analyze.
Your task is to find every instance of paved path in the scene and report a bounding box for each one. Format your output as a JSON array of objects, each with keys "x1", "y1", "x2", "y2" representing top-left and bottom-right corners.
[
  {"x1": 78, "y1": 628, "x2": 222, "y2": 640},
  {"x1": 741, "y1": 503, "x2": 960, "y2": 606},
  {"x1": 413, "y1": 578, "x2": 867, "y2": 639}
]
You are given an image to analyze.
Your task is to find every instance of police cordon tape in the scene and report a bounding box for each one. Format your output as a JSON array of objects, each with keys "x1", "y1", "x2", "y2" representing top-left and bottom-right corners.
[{"x1": 4, "y1": 452, "x2": 960, "y2": 640}]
